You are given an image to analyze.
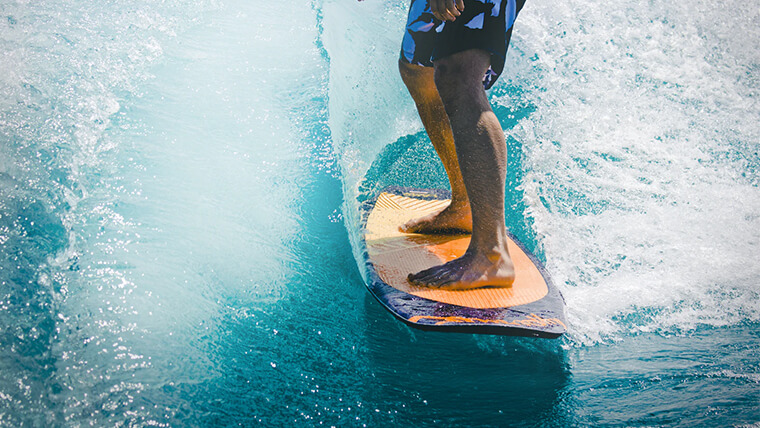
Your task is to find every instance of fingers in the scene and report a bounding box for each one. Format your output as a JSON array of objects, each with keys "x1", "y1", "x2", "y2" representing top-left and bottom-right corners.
[
  {"x1": 455, "y1": 0, "x2": 465, "y2": 14},
  {"x1": 430, "y1": 0, "x2": 450, "y2": 21},
  {"x1": 430, "y1": 0, "x2": 463, "y2": 22}
]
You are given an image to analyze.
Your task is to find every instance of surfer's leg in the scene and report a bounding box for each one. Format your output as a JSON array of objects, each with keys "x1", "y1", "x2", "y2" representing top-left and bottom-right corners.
[
  {"x1": 398, "y1": 60, "x2": 472, "y2": 233},
  {"x1": 398, "y1": 0, "x2": 471, "y2": 233},
  {"x1": 408, "y1": 48, "x2": 514, "y2": 290}
]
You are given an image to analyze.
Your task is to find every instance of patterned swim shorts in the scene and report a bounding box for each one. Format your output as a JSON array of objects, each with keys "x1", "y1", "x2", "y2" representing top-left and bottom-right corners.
[{"x1": 400, "y1": 0, "x2": 526, "y2": 89}]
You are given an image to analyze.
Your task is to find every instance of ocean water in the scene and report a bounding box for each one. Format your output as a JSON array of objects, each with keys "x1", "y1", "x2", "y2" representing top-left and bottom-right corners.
[{"x1": 1, "y1": 0, "x2": 758, "y2": 426}]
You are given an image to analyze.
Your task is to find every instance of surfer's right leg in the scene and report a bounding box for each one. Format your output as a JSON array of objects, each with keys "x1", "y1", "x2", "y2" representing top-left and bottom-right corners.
[
  {"x1": 398, "y1": 61, "x2": 472, "y2": 234},
  {"x1": 398, "y1": 0, "x2": 473, "y2": 234}
]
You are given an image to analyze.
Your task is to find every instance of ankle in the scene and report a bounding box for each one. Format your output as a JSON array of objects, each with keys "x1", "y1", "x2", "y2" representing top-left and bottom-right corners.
[
  {"x1": 470, "y1": 234, "x2": 510, "y2": 257},
  {"x1": 448, "y1": 198, "x2": 470, "y2": 211}
]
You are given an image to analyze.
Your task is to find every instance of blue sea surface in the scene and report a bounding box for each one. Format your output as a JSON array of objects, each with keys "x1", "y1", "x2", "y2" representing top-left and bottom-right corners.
[{"x1": 1, "y1": 0, "x2": 759, "y2": 426}]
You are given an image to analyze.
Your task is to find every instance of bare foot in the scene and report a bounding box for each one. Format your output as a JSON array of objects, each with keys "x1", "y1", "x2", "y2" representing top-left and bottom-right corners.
[
  {"x1": 400, "y1": 202, "x2": 472, "y2": 234},
  {"x1": 407, "y1": 248, "x2": 515, "y2": 290}
]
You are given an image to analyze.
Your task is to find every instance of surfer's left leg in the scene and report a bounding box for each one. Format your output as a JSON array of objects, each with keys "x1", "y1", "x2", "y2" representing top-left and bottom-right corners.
[
  {"x1": 407, "y1": 0, "x2": 527, "y2": 290},
  {"x1": 408, "y1": 48, "x2": 515, "y2": 290}
]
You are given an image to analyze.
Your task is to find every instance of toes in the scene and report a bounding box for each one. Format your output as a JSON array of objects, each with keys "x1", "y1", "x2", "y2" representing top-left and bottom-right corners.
[
  {"x1": 408, "y1": 266, "x2": 438, "y2": 285},
  {"x1": 408, "y1": 263, "x2": 464, "y2": 288},
  {"x1": 399, "y1": 218, "x2": 423, "y2": 233}
]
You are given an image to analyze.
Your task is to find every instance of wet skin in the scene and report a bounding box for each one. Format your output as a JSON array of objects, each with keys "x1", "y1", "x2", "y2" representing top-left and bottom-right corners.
[{"x1": 398, "y1": 62, "x2": 472, "y2": 235}]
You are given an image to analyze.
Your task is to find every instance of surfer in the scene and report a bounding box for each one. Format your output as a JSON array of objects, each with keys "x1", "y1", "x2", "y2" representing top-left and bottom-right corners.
[{"x1": 398, "y1": 0, "x2": 526, "y2": 290}]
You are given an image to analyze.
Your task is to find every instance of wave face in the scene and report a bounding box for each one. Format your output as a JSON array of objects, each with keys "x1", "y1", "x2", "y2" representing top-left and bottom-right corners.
[
  {"x1": 323, "y1": 0, "x2": 760, "y2": 344},
  {"x1": 1, "y1": 0, "x2": 330, "y2": 424},
  {"x1": 1, "y1": 0, "x2": 214, "y2": 423}
]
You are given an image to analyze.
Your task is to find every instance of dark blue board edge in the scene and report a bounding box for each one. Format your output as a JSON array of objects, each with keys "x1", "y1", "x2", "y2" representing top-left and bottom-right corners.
[{"x1": 360, "y1": 186, "x2": 567, "y2": 338}]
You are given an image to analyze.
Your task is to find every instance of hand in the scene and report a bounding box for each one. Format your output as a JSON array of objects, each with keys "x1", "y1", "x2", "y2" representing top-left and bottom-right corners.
[{"x1": 430, "y1": 0, "x2": 464, "y2": 22}]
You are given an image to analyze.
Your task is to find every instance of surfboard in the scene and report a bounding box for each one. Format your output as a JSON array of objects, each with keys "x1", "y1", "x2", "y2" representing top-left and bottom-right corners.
[{"x1": 360, "y1": 187, "x2": 567, "y2": 338}]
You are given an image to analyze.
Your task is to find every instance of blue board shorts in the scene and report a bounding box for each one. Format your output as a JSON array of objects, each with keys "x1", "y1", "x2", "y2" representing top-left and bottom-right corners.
[{"x1": 400, "y1": 0, "x2": 526, "y2": 89}]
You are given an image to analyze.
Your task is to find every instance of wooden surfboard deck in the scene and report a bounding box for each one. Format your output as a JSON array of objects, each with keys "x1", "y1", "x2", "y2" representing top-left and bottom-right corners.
[{"x1": 360, "y1": 187, "x2": 567, "y2": 338}]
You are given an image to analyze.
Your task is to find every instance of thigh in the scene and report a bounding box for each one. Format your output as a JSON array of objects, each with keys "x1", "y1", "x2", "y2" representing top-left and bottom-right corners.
[
  {"x1": 433, "y1": 48, "x2": 492, "y2": 91},
  {"x1": 433, "y1": 0, "x2": 526, "y2": 89}
]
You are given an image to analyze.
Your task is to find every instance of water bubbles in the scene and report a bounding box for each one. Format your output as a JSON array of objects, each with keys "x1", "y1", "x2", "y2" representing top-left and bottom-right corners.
[{"x1": 328, "y1": 209, "x2": 343, "y2": 223}]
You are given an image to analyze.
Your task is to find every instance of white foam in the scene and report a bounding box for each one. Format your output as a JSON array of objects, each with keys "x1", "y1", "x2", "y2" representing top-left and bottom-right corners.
[{"x1": 507, "y1": 0, "x2": 760, "y2": 343}]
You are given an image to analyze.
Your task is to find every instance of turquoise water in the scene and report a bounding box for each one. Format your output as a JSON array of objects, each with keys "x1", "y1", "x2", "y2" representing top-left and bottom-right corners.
[{"x1": 1, "y1": 0, "x2": 758, "y2": 426}]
